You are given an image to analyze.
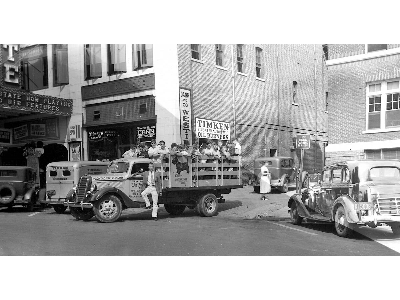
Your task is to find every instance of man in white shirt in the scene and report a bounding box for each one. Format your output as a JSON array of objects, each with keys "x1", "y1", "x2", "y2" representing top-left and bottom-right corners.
[{"x1": 141, "y1": 162, "x2": 162, "y2": 220}]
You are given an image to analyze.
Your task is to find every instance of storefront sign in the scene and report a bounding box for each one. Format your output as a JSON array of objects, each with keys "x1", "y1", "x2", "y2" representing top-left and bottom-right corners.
[
  {"x1": 296, "y1": 134, "x2": 311, "y2": 149},
  {"x1": 179, "y1": 88, "x2": 192, "y2": 145},
  {"x1": 13, "y1": 118, "x2": 59, "y2": 141},
  {"x1": 30, "y1": 124, "x2": 46, "y2": 137},
  {"x1": 88, "y1": 130, "x2": 117, "y2": 141},
  {"x1": 195, "y1": 118, "x2": 230, "y2": 140},
  {"x1": 1, "y1": 44, "x2": 20, "y2": 86},
  {"x1": 14, "y1": 125, "x2": 28, "y2": 140},
  {"x1": 137, "y1": 125, "x2": 156, "y2": 139},
  {"x1": 0, "y1": 88, "x2": 73, "y2": 116},
  {"x1": 81, "y1": 73, "x2": 155, "y2": 101},
  {"x1": 0, "y1": 128, "x2": 12, "y2": 144}
]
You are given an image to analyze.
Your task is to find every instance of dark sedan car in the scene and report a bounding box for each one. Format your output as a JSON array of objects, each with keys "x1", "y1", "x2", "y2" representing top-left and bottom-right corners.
[{"x1": 0, "y1": 166, "x2": 39, "y2": 211}]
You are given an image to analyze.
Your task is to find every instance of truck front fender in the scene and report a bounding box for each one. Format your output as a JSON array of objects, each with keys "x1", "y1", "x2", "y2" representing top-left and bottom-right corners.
[
  {"x1": 332, "y1": 196, "x2": 359, "y2": 224},
  {"x1": 91, "y1": 187, "x2": 133, "y2": 207},
  {"x1": 24, "y1": 188, "x2": 38, "y2": 202}
]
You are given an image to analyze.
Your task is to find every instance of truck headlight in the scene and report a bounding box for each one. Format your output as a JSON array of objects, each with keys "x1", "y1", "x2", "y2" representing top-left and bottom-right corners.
[{"x1": 90, "y1": 184, "x2": 97, "y2": 193}]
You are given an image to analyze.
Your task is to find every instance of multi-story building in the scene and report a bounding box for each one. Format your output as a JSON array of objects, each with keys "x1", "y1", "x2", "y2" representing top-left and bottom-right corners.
[
  {"x1": 1, "y1": 44, "x2": 328, "y2": 175},
  {"x1": 325, "y1": 44, "x2": 400, "y2": 164}
]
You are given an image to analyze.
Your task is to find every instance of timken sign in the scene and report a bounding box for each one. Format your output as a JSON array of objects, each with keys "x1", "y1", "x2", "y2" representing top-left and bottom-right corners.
[{"x1": 0, "y1": 88, "x2": 73, "y2": 116}]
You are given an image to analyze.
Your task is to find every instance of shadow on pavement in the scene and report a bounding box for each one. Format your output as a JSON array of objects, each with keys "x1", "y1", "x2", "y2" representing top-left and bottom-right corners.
[{"x1": 218, "y1": 200, "x2": 242, "y2": 212}]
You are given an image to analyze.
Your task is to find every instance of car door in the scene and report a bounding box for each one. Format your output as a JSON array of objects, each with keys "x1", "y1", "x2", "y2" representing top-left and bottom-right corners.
[
  {"x1": 314, "y1": 168, "x2": 333, "y2": 216},
  {"x1": 127, "y1": 163, "x2": 149, "y2": 201}
]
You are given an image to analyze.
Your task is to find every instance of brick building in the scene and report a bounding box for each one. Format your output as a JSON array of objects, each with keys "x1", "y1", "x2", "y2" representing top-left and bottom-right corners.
[
  {"x1": 325, "y1": 44, "x2": 400, "y2": 164},
  {"x1": 1, "y1": 44, "x2": 328, "y2": 175},
  {"x1": 179, "y1": 44, "x2": 328, "y2": 173}
]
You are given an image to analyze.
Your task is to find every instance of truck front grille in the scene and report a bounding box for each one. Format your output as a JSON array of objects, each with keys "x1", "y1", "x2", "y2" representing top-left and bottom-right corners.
[
  {"x1": 377, "y1": 197, "x2": 400, "y2": 215},
  {"x1": 76, "y1": 176, "x2": 91, "y2": 202}
]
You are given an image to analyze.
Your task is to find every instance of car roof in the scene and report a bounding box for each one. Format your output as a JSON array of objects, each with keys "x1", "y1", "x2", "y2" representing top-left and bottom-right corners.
[{"x1": 46, "y1": 161, "x2": 110, "y2": 167}]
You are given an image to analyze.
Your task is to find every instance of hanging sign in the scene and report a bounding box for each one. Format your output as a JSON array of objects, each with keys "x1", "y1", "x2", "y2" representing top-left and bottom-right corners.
[
  {"x1": 195, "y1": 118, "x2": 230, "y2": 140},
  {"x1": 0, "y1": 128, "x2": 12, "y2": 144},
  {"x1": 179, "y1": 88, "x2": 192, "y2": 145},
  {"x1": 296, "y1": 134, "x2": 311, "y2": 149}
]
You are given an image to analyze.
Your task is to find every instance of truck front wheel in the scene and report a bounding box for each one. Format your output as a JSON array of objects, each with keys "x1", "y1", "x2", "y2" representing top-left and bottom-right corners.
[
  {"x1": 197, "y1": 193, "x2": 219, "y2": 217},
  {"x1": 93, "y1": 195, "x2": 122, "y2": 223},
  {"x1": 70, "y1": 207, "x2": 94, "y2": 221},
  {"x1": 164, "y1": 204, "x2": 186, "y2": 215}
]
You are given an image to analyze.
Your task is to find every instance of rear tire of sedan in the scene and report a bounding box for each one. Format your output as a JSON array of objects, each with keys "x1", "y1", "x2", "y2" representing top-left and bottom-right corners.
[
  {"x1": 290, "y1": 201, "x2": 303, "y2": 225},
  {"x1": 334, "y1": 206, "x2": 353, "y2": 238}
]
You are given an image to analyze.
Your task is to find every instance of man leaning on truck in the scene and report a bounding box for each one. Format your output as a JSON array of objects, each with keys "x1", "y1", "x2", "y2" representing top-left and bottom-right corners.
[{"x1": 141, "y1": 162, "x2": 162, "y2": 221}]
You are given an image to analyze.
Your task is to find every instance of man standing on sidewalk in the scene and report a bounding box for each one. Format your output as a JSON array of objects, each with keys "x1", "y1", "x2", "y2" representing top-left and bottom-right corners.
[{"x1": 141, "y1": 162, "x2": 162, "y2": 221}]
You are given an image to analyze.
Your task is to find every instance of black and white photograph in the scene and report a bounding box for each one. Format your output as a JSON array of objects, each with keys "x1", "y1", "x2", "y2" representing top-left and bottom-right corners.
[{"x1": 1, "y1": 1, "x2": 400, "y2": 299}]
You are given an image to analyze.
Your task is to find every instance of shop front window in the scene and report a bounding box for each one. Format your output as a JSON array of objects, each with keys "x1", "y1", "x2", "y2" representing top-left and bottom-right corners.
[{"x1": 20, "y1": 44, "x2": 48, "y2": 91}]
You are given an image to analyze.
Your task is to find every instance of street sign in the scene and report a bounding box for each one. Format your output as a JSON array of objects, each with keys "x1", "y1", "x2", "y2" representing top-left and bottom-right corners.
[{"x1": 296, "y1": 134, "x2": 311, "y2": 149}]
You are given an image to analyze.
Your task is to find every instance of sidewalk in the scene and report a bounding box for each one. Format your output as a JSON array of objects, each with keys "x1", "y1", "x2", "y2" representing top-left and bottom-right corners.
[{"x1": 218, "y1": 185, "x2": 293, "y2": 220}]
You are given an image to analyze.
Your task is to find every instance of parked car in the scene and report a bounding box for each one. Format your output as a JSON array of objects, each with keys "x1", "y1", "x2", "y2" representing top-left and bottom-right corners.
[
  {"x1": 0, "y1": 166, "x2": 40, "y2": 211},
  {"x1": 252, "y1": 156, "x2": 308, "y2": 193},
  {"x1": 288, "y1": 160, "x2": 400, "y2": 238},
  {"x1": 43, "y1": 161, "x2": 109, "y2": 214}
]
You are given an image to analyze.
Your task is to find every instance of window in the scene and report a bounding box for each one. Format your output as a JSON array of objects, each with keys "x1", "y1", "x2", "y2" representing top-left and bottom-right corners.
[
  {"x1": 93, "y1": 110, "x2": 100, "y2": 120},
  {"x1": 108, "y1": 44, "x2": 126, "y2": 75},
  {"x1": 332, "y1": 168, "x2": 342, "y2": 183},
  {"x1": 255, "y1": 47, "x2": 264, "y2": 78},
  {"x1": 215, "y1": 44, "x2": 224, "y2": 67},
  {"x1": 322, "y1": 44, "x2": 328, "y2": 60},
  {"x1": 133, "y1": 44, "x2": 153, "y2": 70},
  {"x1": 191, "y1": 44, "x2": 201, "y2": 60},
  {"x1": 85, "y1": 44, "x2": 102, "y2": 79},
  {"x1": 20, "y1": 44, "x2": 48, "y2": 91},
  {"x1": 366, "y1": 80, "x2": 400, "y2": 130},
  {"x1": 139, "y1": 103, "x2": 147, "y2": 114},
  {"x1": 53, "y1": 44, "x2": 69, "y2": 86},
  {"x1": 292, "y1": 81, "x2": 298, "y2": 103},
  {"x1": 325, "y1": 92, "x2": 329, "y2": 112},
  {"x1": 237, "y1": 44, "x2": 245, "y2": 73},
  {"x1": 367, "y1": 44, "x2": 387, "y2": 53}
]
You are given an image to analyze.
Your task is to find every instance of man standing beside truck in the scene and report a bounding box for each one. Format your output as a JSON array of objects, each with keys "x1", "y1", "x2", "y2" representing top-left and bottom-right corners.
[{"x1": 141, "y1": 162, "x2": 162, "y2": 221}]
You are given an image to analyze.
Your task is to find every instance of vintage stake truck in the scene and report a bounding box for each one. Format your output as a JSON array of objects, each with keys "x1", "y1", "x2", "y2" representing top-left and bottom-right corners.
[
  {"x1": 64, "y1": 156, "x2": 242, "y2": 222},
  {"x1": 288, "y1": 160, "x2": 400, "y2": 238}
]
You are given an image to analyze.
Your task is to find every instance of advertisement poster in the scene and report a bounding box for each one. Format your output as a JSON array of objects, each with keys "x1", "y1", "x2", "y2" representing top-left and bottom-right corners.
[
  {"x1": 195, "y1": 118, "x2": 230, "y2": 140},
  {"x1": 14, "y1": 125, "x2": 28, "y2": 140},
  {"x1": 0, "y1": 128, "x2": 12, "y2": 144},
  {"x1": 136, "y1": 125, "x2": 156, "y2": 141},
  {"x1": 69, "y1": 142, "x2": 82, "y2": 161},
  {"x1": 179, "y1": 88, "x2": 192, "y2": 145},
  {"x1": 31, "y1": 124, "x2": 46, "y2": 137}
]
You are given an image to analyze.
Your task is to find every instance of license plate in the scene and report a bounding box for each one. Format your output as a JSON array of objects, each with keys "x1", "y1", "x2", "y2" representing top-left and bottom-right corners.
[{"x1": 355, "y1": 202, "x2": 373, "y2": 210}]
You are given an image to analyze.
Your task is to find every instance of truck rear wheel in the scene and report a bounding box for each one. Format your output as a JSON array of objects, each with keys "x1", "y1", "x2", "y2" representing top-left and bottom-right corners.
[
  {"x1": 70, "y1": 207, "x2": 94, "y2": 221},
  {"x1": 93, "y1": 195, "x2": 122, "y2": 223},
  {"x1": 164, "y1": 204, "x2": 186, "y2": 215},
  {"x1": 53, "y1": 205, "x2": 67, "y2": 214},
  {"x1": 197, "y1": 193, "x2": 219, "y2": 217}
]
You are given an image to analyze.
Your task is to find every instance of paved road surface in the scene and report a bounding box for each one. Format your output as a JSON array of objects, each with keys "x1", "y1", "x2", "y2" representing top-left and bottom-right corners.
[{"x1": 0, "y1": 206, "x2": 398, "y2": 256}]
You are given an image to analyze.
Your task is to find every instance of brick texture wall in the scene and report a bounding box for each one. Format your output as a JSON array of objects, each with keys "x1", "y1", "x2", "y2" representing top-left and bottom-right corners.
[
  {"x1": 327, "y1": 44, "x2": 400, "y2": 60},
  {"x1": 178, "y1": 44, "x2": 328, "y2": 173}
]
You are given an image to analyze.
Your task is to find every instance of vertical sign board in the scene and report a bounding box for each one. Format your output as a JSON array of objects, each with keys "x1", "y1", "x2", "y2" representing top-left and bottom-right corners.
[
  {"x1": 0, "y1": 128, "x2": 12, "y2": 145},
  {"x1": 179, "y1": 88, "x2": 192, "y2": 145},
  {"x1": 295, "y1": 134, "x2": 311, "y2": 193}
]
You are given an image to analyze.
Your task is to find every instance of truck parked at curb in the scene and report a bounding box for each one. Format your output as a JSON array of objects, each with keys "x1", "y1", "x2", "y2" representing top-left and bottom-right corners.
[{"x1": 64, "y1": 156, "x2": 242, "y2": 222}]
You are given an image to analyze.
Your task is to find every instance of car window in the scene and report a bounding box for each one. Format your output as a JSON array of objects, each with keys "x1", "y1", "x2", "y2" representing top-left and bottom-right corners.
[
  {"x1": 281, "y1": 160, "x2": 286, "y2": 167},
  {"x1": 0, "y1": 170, "x2": 17, "y2": 177},
  {"x1": 108, "y1": 161, "x2": 129, "y2": 173},
  {"x1": 370, "y1": 167, "x2": 400, "y2": 181},
  {"x1": 131, "y1": 163, "x2": 149, "y2": 175},
  {"x1": 342, "y1": 168, "x2": 350, "y2": 183},
  {"x1": 332, "y1": 168, "x2": 342, "y2": 183},
  {"x1": 288, "y1": 159, "x2": 293, "y2": 167},
  {"x1": 27, "y1": 169, "x2": 35, "y2": 182},
  {"x1": 322, "y1": 170, "x2": 331, "y2": 183}
]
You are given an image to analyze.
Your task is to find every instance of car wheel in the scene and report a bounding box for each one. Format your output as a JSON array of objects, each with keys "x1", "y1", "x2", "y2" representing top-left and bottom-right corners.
[
  {"x1": 93, "y1": 195, "x2": 122, "y2": 223},
  {"x1": 390, "y1": 224, "x2": 400, "y2": 237},
  {"x1": 70, "y1": 207, "x2": 95, "y2": 221},
  {"x1": 196, "y1": 193, "x2": 219, "y2": 217},
  {"x1": 334, "y1": 206, "x2": 353, "y2": 238},
  {"x1": 290, "y1": 201, "x2": 303, "y2": 225},
  {"x1": 253, "y1": 186, "x2": 260, "y2": 193},
  {"x1": 0, "y1": 184, "x2": 16, "y2": 204},
  {"x1": 53, "y1": 205, "x2": 67, "y2": 214},
  {"x1": 164, "y1": 204, "x2": 186, "y2": 215}
]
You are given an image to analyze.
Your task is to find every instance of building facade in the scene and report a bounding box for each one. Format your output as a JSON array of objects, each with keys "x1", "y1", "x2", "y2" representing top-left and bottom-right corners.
[
  {"x1": 325, "y1": 44, "x2": 400, "y2": 164},
  {"x1": 1, "y1": 44, "x2": 328, "y2": 176}
]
